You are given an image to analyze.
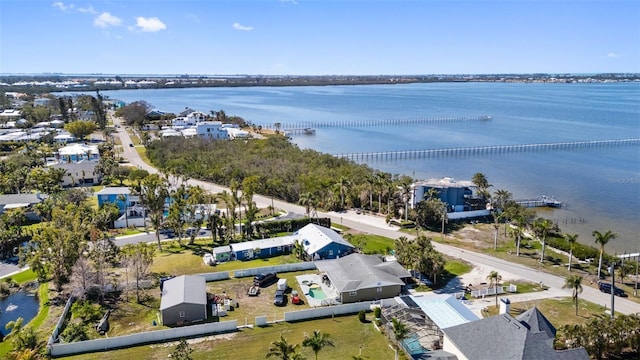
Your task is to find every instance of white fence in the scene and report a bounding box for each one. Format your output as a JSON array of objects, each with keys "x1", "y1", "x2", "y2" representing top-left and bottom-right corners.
[
  {"x1": 49, "y1": 320, "x2": 238, "y2": 357},
  {"x1": 48, "y1": 296, "x2": 75, "y2": 349},
  {"x1": 234, "y1": 262, "x2": 317, "y2": 278},
  {"x1": 470, "y1": 284, "x2": 517, "y2": 298},
  {"x1": 196, "y1": 271, "x2": 230, "y2": 282},
  {"x1": 284, "y1": 302, "x2": 377, "y2": 322}
]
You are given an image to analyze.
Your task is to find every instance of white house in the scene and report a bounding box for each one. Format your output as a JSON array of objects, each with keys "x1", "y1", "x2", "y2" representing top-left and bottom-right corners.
[
  {"x1": 196, "y1": 121, "x2": 229, "y2": 139},
  {"x1": 57, "y1": 143, "x2": 100, "y2": 162},
  {"x1": 172, "y1": 111, "x2": 207, "y2": 127}
]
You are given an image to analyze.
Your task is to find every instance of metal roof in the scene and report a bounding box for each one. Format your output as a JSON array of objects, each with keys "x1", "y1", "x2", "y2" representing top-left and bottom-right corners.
[
  {"x1": 407, "y1": 294, "x2": 479, "y2": 329},
  {"x1": 230, "y1": 234, "x2": 297, "y2": 252},
  {"x1": 159, "y1": 275, "x2": 207, "y2": 310},
  {"x1": 96, "y1": 187, "x2": 131, "y2": 195},
  {"x1": 297, "y1": 223, "x2": 354, "y2": 255}
]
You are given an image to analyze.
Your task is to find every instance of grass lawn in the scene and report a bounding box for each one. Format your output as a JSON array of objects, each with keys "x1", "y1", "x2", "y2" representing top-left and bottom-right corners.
[
  {"x1": 483, "y1": 297, "x2": 613, "y2": 328},
  {"x1": 60, "y1": 314, "x2": 401, "y2": 360},
  {"x1": 135, "y1": 146, "x2": 152, "y2": 167},
  {"x1": 345, "y1": 233, "x2": 394, "y2": 255},
  {"x1": 6, "y1": 268, "x2": 37, "y2": 284}
]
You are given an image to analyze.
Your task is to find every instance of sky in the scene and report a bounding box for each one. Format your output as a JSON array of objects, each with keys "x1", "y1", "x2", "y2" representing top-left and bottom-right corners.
[{"x1": 1, "y1": 0, "x2": 639, "y2": 75}]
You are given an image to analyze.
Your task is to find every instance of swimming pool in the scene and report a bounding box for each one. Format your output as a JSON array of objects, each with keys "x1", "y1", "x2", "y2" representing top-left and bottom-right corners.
[{"x1": 308, "y1": 287, "x2": 327, "y2": 300}]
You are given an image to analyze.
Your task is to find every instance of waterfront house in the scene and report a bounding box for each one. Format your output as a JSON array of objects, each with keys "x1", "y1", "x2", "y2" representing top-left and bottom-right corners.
[
  {"x1": 160, "y1": 275, "x2": 207, "y2": 326},
  {"x1": 196, "y1": 121, "x2": 229, "y2": 139},
  {"x1": 297, "y1": 223, "x2": 355, "y2": 260},
  {"x1": 315, "y1": 253, "x2": 410, "y2": 303},
  {"x1": 442, "y1": 307, "x2": 589, "y2": 360}
]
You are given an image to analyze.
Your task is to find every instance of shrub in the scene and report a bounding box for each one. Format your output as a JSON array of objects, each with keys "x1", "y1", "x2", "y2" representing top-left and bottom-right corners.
[
  {"x1": 358, "y1": 310, "x2": 366, "y2": 323},
  {"x1": 373, "y1": 307, "x2": 381, "y2": 319},
  {"x1": 71, "y1": 300, "x2": 102, "y2": 322},
  {"x1": 61, "y1": 322, "x2": 89, "y2": 343}
]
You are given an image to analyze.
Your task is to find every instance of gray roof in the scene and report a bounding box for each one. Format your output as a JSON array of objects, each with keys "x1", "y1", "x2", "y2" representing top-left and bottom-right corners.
[
  {"x1": 213, "y1": 245, "x2": 231, "y2": 255},
  {"x1": 297, "y1": 223, "x2": 354, "y2": 255},
  {"x1": 0, "y1": 193, "x2": 47, "y2": 208},
  {"x1": 315, "y1": 253, "x2": 410, "y2": 293},
  {"x1": 159, "y1": 275, "x2": 206, "y2": 310},
  {"x1": 443, "y1": 307, "x2": 589, "y2": 360},
  {"x1": 51, "y1": 161, "x2": 98, "y2": 173},
  {"x1": 96, "y1": 187, "x2": 131, "y2": 195}
]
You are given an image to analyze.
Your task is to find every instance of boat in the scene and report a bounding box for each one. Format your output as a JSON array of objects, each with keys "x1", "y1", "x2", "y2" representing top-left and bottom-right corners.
[
  {"x1": 540, "y1": 195, "x2": 562, "y2": 208},
  {"x1": 247, "y1": 285, "x2": 260, "y2": 296}
]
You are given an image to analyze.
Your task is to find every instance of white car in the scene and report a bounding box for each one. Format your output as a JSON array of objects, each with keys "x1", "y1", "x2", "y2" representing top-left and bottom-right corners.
[{"x1": 203, "y1": 253, "x2": 215, "y2": 266}]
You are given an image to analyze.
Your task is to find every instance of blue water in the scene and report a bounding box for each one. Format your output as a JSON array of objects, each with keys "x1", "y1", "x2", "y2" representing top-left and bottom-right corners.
[
  {"x1": 0, "y1": 288, "x2": 40, "y2": 336},
  {"x1": 82, "y1": 82, "x2": 640, "y2": 253}
]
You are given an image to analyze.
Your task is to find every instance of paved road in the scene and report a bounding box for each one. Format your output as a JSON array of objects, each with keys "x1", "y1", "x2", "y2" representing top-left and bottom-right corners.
[{"x1": 87, "y1": 117, "x2": 640, "y2": 315}]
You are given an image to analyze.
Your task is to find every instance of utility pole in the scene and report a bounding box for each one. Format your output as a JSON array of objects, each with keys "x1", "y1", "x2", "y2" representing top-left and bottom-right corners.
[
  {"x1": 610, "y1": 262, "x2": 615, "y2": 319},
  {"x1": 635, "y1": 251, "x2": 639, "y2": 297}
]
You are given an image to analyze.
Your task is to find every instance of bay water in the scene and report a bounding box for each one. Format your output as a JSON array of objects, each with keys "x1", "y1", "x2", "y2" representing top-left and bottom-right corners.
[{"x1": 95, "y1": 82, "x2": 640, "y2": 253}]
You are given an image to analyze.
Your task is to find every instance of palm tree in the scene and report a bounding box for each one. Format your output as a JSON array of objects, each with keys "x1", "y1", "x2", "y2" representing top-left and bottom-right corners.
[
  {"x1": 117, "y1": 193, "x2": 129, "y2": 228},
  {"x1": 563, "y1": 275, "x2": 584, "y2": 316},
  {"x1": 399, "y1": 181, "x2": 413, "y2": 222},
  {"x1": 302, "y1": 330, "x2": 335, "y2": 360},
  {"x1": 565, "y1": 233, "x2": 578, "y2": 271},
  {"x1": 534, "y1": 218, "x2": 552, "y2": 263},
  {"x1": 471, "y1": 172, "x2": 492, "y2": 203},
  {"x1": 140, "y1": 173, "x2": 169, "y2": 251},
  {"x1": 298, "y1": 192, "x2": 316, "y2": 218},
  {"x1": 491, "y1": 189, "x2": 511, "y2": 250},
  {"x1": 266, "y1": 335, "x2": 303, "y2": 360},
  {"x1": 592, "y1": 230, "x2": 617, "y2": 279},
  {"x1": 487, "y1": 271, "x2": 502, "y2": 308},
  {"x1": 391, "y1": 317, "x2": 409, "y2": 359},
  {"x1": 335, "y1": 176, "x2": 351, "y2": 210}
]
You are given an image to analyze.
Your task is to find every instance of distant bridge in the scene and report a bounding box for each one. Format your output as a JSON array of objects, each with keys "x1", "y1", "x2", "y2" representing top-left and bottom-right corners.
[
  {"x1": 262, "y1": 115, "x2": 492, "y2": 130},
  {"x1": 334, "y1": 138, "x2": 640, "y2": 161}
]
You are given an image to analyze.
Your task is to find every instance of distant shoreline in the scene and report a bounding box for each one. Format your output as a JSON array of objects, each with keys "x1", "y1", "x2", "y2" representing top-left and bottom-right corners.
[{"x1": 2, "y1": 73, "x2": 639, "y2": 95}]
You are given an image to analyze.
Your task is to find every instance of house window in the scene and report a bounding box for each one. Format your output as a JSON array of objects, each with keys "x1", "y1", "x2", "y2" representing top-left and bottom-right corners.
[
  {"x1": 179, "y1": 311, "x2": 185, "y2": 318},
  {"x1": 377, "y1": 287, "x2": 383, "y2": 293},
  {"x1": 243, "y1": 251, "x2": 249, "y2": 259},
  {"x1": 349, "y1": 291, "x2": 357, "y2": 296},
  {"x1": 329, "y1": 250, "x2": 333, "y2": 256},
  {"x1": 277, "y1": 246, "x2": 282, "y2": 251}
]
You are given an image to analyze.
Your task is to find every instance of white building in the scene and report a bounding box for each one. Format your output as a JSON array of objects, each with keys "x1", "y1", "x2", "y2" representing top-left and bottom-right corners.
[
  {"x1": 196, "y1": 121, "x2": 229, "y2": 139},
  {"x1": 56, "y1": 143, "x2": 100, "y2": 162},
  {"x1": 172, "y1": 111, "x2": 208, "y2": 127}
]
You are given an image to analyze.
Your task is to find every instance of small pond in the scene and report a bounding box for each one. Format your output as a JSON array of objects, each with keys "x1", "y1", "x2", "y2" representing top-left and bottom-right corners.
[{"x1": 0, "y1": 284, "x2": 39, "y2": 336}]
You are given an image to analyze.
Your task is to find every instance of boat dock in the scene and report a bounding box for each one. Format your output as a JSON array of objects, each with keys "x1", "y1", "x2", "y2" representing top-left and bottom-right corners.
[
  {"x1": 262, "y1": 115, "x2": 492, "y2": 131},
  {"x1": 515, "y1": 196, "x2": 562, "y2": 208},
  {"x1": 335, "y1": 138, "x2": 640, "y2": 161},
  {"x1": 282, "y1": 128, "x2": 316, "y2": 135}
]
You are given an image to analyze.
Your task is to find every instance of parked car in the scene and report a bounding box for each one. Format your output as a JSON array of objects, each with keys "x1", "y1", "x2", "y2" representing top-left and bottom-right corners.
[
  {"x1": 203, "y1": 253, "x2": 215, "y2": 266},
  {"x1": 254, "y1": 272, "x2": 278, "y2": 288},
  {"x1": 274, "y1": 289, "x2": 287, "y2": 306},
  {"x1": 129, "y1": 143, "x2": 134, "y2": 147},
  {"x1": 598, "y1": 282, "x2": 626, "y2": 296}
]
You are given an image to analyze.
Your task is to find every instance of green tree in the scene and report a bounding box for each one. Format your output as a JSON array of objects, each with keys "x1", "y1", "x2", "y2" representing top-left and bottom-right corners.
[
  {"x1": 115, "y1": 101, "x2": 152, "y2": 129},
  {"x1": 471, "y1": 172, "x2": 491, "y2": 202},
  {"x1": 534, "y1": 218, "x2": 552, "y2": 263},
  {"x1": 60, "y1": 322, "x2": 89, "y2": 342},
  {"x1": 140, "y1": 174, "x2": 169, "y2": 251},
  {"x1": 565, "y1": 233, "x2": 578, "y2": 272},
  {"x1": 592, "y1": 230, "x2": 616, "y2": 279},
  {"x1": 64, "y1": 120, "x2": 97, "y2": 140},
  {"x1": 563, "y1": 275, "x2": 583, "y2": 316},
  {"x1": 166, "y1": 184, "x2": 188, "y2": 246},
  {"x1": 171, "y1": 339, "x2": 194, "y2": 360},
  {"x1": 185, "y1": 185, "x2": 206, "y2": 245},
  {"x1": 487, "y1": 271, "x2": 502, "y2": 308},
  {"x1": 302, "y1": 330, "x2": 335, "y2": 360},
  {"x1": 298, "y1": 192, "x2": 317, "y2": 217},
  {"x1": 266, "y1": 335, "x2": 304, "y2": 360},
  {"x1": 391, "y1": 317, "x2": 409, "y2": 356}
]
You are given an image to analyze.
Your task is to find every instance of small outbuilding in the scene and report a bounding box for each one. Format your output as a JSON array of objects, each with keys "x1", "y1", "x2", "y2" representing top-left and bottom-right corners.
[{"x1": 159, "y1": 275, "x2": 207, "y2": 326}]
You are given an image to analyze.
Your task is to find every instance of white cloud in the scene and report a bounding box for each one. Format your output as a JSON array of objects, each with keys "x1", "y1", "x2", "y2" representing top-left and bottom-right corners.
[
  {"x1": 94, "y1": 12, "x2": 122, "y2": 28},
  {"x1": 233, "y1": 22, "x2": 253, "y2": 31},
  {"x1": 77, "y1": 6, "x2": 97, "y2": 14},
  {"x1": 135, "y1": 17, "x2": 167, "y2": 32},
  {"x1": 52, "y1": 2, "x2": 74, "y2": 12},
  {"x1": 607, "y1": 53, "x2": 622, "y2": 58}
]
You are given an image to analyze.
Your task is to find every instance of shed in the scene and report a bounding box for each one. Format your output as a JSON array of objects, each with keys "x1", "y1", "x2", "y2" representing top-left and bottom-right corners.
[
  {"x1": 230, "y1": 235, "x2": 296, "y2": 260},
  {"x1": 212, "y1": 245, "x2": 232, "y2": 263},
  {"x1": 159, "y1": 275, "x2": 207, "y2": 326}
]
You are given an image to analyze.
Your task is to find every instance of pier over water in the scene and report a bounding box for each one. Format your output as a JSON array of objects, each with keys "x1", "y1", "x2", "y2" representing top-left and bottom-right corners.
[
  {"x1": 263, "y1": 115, "x2": 491, "y2": 130},
  {"x1": 335, "y1": 138, "x2": 640, "y2": 161}
]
